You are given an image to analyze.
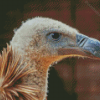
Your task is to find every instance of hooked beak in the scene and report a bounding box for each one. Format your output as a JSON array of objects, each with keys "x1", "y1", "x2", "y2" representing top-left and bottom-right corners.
[
  {"x1": 76, "y1": 34, "x2": 100, "y2": 58},
  {"x1": 58, "y1": 33, "x2": 100, "y2": 59}
]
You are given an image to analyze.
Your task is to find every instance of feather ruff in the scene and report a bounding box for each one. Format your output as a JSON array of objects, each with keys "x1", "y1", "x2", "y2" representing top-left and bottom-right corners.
[{"x1": 0, "y1": 44, "x2": 39, "y2": 100}]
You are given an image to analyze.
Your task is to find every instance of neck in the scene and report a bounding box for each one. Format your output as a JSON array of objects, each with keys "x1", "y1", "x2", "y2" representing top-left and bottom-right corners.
[
  {"x1": 21, "y1": 55, "x2": 51, "y2": 100},
  {"x1": 21, "y1": 51, "x2": 82, "y2": 100},
  {"x1": 21, "y1": 51, "x2": 69, "y2": 100}
]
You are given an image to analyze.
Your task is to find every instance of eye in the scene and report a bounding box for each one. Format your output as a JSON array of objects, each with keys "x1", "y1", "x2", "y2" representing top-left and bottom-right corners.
[{"x1": 49, "y1": 33, "x2": 62, "y2": 41}]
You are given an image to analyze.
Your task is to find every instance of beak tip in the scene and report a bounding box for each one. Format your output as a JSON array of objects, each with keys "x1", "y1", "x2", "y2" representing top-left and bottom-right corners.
[{"x1": 76, "y1": 34, "x2": 100, "y2": 58}]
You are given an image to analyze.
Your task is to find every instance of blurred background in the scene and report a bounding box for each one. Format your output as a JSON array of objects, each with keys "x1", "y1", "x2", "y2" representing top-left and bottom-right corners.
[{"x1": 0, "y1": 0, "x2": 100, "y2": 100}]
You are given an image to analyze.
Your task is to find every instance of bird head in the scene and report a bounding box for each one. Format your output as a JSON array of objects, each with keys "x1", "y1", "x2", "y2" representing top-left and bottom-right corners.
[{"x1": 11, "y1": 17, "x2": 100, "y2": 70}]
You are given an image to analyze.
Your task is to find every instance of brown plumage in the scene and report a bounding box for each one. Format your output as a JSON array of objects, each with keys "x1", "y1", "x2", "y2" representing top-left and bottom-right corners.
[{"x1": 0, "y1": 44, "x2": 39, "y2": 100}]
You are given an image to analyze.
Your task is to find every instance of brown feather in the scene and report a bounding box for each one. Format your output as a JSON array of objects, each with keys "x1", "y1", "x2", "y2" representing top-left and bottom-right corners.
[{"x1": 0, "y1": 44, "x2": 39, "y2": 100}]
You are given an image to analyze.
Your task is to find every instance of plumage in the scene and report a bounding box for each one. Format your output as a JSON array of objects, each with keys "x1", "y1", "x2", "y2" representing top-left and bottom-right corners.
[
  {"x1": 0, "y1": 44, "x2": 39, "y2": 100},
  {"x1": 0, "y1": 17, "x2": 100, "y2": 100}
]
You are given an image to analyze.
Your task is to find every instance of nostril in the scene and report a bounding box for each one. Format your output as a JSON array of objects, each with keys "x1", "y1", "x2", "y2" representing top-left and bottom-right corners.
[
  {"x1": 79, "y1": 38, "x2": 86, "y2": 44},
  {"x1": 78, "y1": 38, "x2": 88, "y2": 47},
  {"x1": 76, "y1": 34, "x2": 88, "y2": 47},
  {"x1": 77, "y1": 37, "x2": 88, "y2": 47}
]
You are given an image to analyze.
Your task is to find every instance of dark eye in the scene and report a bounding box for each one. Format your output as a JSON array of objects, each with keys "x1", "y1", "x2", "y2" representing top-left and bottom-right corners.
[
  {"x1": 47, "y1": 32, "x2": 62, "y2": 42},
  {"x1": 51, "y1": 33, "x2": 61, "y2": 41}
]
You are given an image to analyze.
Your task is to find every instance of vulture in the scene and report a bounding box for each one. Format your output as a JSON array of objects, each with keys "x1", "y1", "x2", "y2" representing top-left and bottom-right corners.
[{"x1": 0, "y1": 17, "x2": 100, "y2": 100}]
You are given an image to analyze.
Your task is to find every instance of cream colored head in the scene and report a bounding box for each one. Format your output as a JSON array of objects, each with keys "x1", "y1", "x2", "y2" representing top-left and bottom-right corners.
[{"x1": 10, "y1": 17, "x2": 79, "y2": 57}]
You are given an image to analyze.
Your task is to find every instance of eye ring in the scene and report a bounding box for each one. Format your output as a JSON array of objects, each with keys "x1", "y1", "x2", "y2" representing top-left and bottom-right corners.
[{"x1": 50, "y1": 32, "x2": 61, "y2": 41}]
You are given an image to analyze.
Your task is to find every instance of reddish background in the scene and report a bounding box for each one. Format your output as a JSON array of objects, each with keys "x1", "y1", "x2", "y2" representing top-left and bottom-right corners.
[{"x1": 0, "y1": 0, "x2": 100, "y2": 100}]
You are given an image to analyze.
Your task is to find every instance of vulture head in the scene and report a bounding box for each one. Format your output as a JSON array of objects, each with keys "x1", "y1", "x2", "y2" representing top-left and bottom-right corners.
[
  {"x1": 1, "y1": 17, "x2": 100, "y2": 100},
  {"x1": 11, "y1": 17, "x2": 100, "y2": 59}
]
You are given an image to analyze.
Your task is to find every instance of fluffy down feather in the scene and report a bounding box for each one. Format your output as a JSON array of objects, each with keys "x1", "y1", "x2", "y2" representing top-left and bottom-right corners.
[{"x1": 0, "y1": 44, "x2": 39, "y2": 100}]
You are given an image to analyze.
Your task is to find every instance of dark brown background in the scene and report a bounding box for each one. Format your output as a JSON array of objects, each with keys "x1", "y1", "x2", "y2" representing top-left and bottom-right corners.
[{"x1": 0, "y1": 0, "x2": 100, "y2": 100}]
